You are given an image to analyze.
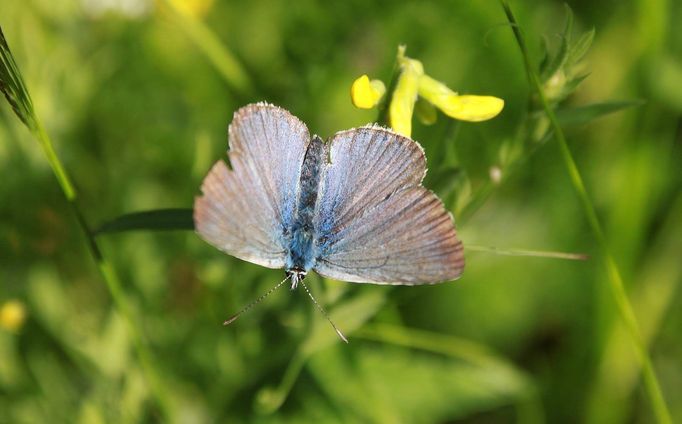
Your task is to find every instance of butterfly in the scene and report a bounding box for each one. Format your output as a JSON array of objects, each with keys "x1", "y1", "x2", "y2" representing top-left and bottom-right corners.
[{"x1": 194, "y1": 103, "x2": 464, "y2": 340}]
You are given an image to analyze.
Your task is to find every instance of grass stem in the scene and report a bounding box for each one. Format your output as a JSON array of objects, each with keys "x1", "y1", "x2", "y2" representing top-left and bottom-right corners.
[
  {"x1": 466, "y1": 244, "x2": 588, "y2": 261},
  {"x1": 499, "y1": 2, "x2": 671, "y2": 422},
  {"x1": 0, "y1": 26, "x2": 172, "y2": 420}
]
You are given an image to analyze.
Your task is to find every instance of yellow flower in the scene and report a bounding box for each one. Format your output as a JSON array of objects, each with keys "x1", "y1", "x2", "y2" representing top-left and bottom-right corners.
[
  {"x1": 418, "y1": 74, "x2": 504, "y2": 122},
  {"x1": 0, "y1": 300, "x2": 27, "y2": 332},
  {"x1": 349, "y1": 46, "x2": 504, "y2": 137},
  {"x1": 388, "y1": 47, "x2": 424, "y2": 137},
  {"x1": 350, "y1": 75, "x2": 386, "y2": 109}
]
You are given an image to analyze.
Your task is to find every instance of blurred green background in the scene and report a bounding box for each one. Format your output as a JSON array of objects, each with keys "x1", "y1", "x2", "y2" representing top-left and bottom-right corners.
[{"x1": 1, "y1": 0, "x2": 681, "y2": 422}]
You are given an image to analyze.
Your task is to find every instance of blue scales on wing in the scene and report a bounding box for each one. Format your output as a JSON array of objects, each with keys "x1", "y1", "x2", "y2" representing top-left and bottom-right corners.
[
  {"x1": 313, "y1": 126, "x2": 464, "y2": 284},
  {"x1": 194, "y1": 103, "x2": 311, "y2": 269}
]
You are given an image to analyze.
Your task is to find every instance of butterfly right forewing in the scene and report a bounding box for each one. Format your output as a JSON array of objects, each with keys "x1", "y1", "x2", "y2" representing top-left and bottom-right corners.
[{"x1": 313, "y1": 126, "x2": 464, "y2": 284}]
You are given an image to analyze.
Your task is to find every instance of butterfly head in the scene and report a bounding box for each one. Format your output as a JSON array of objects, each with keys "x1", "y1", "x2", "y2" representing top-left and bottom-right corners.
[{"x1": 286, "y1": 268, "x2": 306, "y2": 290}]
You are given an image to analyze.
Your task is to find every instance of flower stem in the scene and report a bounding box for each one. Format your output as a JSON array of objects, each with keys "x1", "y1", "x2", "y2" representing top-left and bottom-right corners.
[
  {"x1": 499, "y1": 2, "x2": 671, "y2": 423},
  {"x1": 35, "y1": 120, "x2": 173, "y2": 419},
  {"x1": 376, "y1": 47, "x2": 404, "y2": 127}
]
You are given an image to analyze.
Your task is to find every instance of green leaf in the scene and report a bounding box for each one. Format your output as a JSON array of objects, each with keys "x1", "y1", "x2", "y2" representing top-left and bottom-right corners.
[
  {"x1": 308, "y1": 344, "x2": 536, "y2": 423},
  {"x1": 539, "y1": 6, "x2": 573, "y2": 81},
  {"x1": 567, "y1": 28, "x2": 595, "y2": 66},
  {"x1": 95, "y1": 208, "x2": 195, "y2": 235},
  {"x1": 537, "y1": 36, "x2": 551, "y2": 75},
  {"x1": 541, "y1": 36, "x2": 569, "y2": 81},
  {"x1": 562, "y1": 72, "x2": 591, "y2": 95},
  {"x1": 540, "y1": 5, "x2": 576, "y2": 81},
  {"x1": 253, "y1": 288, "x2": 388, "y2": 414},
  {"x1": 562, "y1": 4, "x2": 574, "y2": 43},
  {"x1": 556, "y1": 100, "x2": 645, "y2": 126}
]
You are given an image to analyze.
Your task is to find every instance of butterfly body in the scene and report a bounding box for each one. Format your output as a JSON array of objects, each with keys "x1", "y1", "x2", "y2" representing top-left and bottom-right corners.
[
  {"x1": 285, "y1": 135, "x2": 325, "y2": 284},
  {"x1": 195, "y1": 103, "x2": 464, "y2": 287}
]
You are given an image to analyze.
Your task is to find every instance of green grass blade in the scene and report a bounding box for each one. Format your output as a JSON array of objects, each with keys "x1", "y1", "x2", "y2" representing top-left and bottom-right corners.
[
  {"x1": 556, "y1": 100, "x2": 645, "y2": 127},
  {"x1": 159, "y1": 0, "x2": 255, "y2": 99},
  {"x1": 1, "y1": 27, "x2": 76, "y2": 200},
  {"x1": 0, "y1": 24, "x2": 172, "y2": 419},
  {"x1": 356, "y1": 323, "x2": 528, "y2": 379},
  {"x1": 466, "y1": 244, "x2": 588, "y2": 261},
  {"x1": 254, "y1": 289, "x2": 388, "y2": 414},
  {"x1": 95, "y1": 208, "x2": 195, "y2": 235},
  {"x1": 355, "y1": 324, "x2": 544, "y2": 423},
  {"x1": 499, "y1": 2, "x2": 672, "y2": 423},
  {"x1": 587, "y1": 194, "x2": 682, "y2": 423},
  {"x1": 0, "y1": 28, "x2": 35, "y2": 128}
]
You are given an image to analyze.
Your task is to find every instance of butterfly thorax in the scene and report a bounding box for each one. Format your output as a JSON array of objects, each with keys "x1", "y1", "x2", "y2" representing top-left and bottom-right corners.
[{"x1": 285, "y1": 135, "x2": 325, "y2": 275}]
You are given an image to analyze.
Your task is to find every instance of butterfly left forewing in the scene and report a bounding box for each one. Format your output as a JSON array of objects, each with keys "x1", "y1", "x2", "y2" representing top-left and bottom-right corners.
[{"x1": 194, "y1": 103, "x2": 311, "y2": 268}]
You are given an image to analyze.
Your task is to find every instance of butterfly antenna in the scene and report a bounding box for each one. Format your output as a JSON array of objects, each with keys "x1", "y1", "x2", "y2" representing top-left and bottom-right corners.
[
  {"x1": 223, "y1": 274, "x2": 291, "y2": 325},
  {"x1": 299, "y1": 280, "x2": 349, "y2": 343}
]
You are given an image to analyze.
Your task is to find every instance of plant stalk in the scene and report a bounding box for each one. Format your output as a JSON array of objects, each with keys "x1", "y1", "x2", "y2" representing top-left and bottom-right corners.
[{"x1": 499, "y1": 2, "x2": 671, "y2": 423}]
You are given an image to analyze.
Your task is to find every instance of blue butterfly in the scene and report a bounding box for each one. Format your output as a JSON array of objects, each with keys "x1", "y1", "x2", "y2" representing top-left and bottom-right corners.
[{"x1": 194, "y1": 103, "x2": 464, "y2": 340}]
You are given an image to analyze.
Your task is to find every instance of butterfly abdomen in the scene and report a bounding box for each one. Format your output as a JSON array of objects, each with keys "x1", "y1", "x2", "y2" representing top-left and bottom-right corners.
[{"x1": 286, "y1": 136, "x2": 326, "y2": 272}]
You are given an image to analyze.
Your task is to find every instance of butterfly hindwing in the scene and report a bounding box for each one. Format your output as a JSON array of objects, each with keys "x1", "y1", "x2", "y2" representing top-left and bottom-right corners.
[
  {"x1": 313, "y1": 126, "x2": 464, "y2": 284},
  {"x1": 194, "y1": 103, "x2": 311, "y2": 268}
]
